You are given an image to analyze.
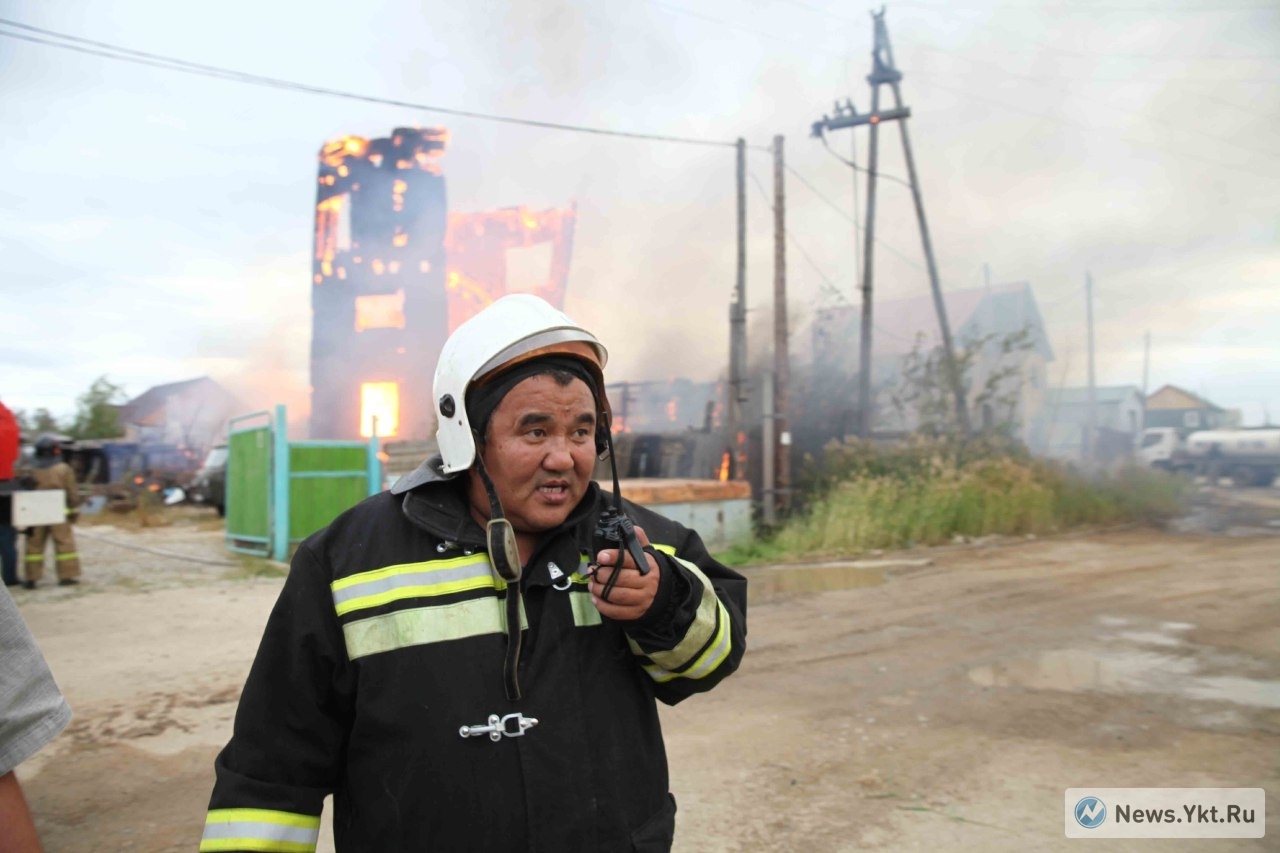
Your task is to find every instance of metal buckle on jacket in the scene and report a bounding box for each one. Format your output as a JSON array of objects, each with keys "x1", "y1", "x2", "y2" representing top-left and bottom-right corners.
[{"x1": 459, "y1": 712, "x2": 539, "y2": 742}]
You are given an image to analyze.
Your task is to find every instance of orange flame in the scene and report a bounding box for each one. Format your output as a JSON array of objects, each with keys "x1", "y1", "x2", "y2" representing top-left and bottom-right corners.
[{"x1": 361, "y1": 382, "x2": 400, "y2": 438}]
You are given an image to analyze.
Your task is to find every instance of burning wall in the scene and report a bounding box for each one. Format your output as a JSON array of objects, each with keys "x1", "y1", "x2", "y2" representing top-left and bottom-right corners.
[
  {"x1": 310, "y1": 127, "x2": 449, "y2": 440},
  {"x1": 309, "y1": 127, "x2": 577, "y2": 440}
]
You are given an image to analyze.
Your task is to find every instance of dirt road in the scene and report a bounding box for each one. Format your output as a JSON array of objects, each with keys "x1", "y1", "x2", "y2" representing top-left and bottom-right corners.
[{"x1": 11, "y1": 493, "x2": 1279, "y2": 851}]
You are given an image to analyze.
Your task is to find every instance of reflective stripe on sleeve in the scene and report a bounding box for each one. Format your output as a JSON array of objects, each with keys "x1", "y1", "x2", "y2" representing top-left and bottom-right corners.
[
  {"x1": 55, "y1": 552, "x2": 79, "y2": 561},
  {"x1": 342, "y1": 595, "x2": 526, "y2": 659},
  {"x1": 629, "y1": 552, "x2": 734, "y2": 682},
  {"x1": 331, "y1": 554, "x2": 499, "y2": 617},
  {"x1": 200, "y1": 808, "x2": 321, "y2": 853}
]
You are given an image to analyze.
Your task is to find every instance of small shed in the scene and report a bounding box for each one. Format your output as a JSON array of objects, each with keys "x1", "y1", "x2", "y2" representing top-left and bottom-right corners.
[{"x1": 1144, "y1": 385, "x2": 1229, "y2": 433}]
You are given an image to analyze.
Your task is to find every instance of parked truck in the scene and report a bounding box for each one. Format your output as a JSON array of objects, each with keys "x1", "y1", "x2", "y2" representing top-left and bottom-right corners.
[{"x1": 1138, "y1": 427, "x2": 1280, "y2": 487}]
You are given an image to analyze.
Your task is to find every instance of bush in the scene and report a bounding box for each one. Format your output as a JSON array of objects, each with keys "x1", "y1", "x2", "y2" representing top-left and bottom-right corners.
[{"x1": 734, "y1": 439, "x2": 1189, "y2": 564}]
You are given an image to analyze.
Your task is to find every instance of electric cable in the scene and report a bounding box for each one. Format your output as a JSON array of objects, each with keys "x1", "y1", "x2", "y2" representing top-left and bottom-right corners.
[{"x1": 0, "y1": 19, "x2": 738, "y2": 149}]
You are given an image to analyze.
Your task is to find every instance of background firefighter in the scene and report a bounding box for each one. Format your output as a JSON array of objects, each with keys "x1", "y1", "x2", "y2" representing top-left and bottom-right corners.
[
  {"x1": 21, "y1": 435, "x2": 82, "y2": 589},
  {"x1": 0, "y1": 400, "x2": 19, "y2": 588}
]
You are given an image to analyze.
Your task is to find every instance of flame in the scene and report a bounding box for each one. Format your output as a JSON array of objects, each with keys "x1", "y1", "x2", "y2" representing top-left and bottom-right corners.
[
  {"x1": 354, "y1": 290, "x2": 406, "y2": 332},
  {"x1": 393, "y1": 233, "x2": 408, "y2": 248},
  {"x1": 372, "y1": 259, "x2": 385, "y2": 275},
  {"x1": 443, "y1": 204, "x2": 577, "y2": 332},
  {"x1": 361, "y1": 382, "x2": 400, "y2": 438},
  {"x1": 718, "y1": 451, "x2": 731, "y2": 482},
  {"x1": 666, "y1": 399, "x2": 678, "y2": 421},
  {"x1": 320, "y1": 135, "x2": 369, "y2": 167},
  {"x1": 314, "y1": 195, "x2": 347, "y2": 263},
  {"x1": 392, "y1": 180, "x2": 408, "y2": 195}
]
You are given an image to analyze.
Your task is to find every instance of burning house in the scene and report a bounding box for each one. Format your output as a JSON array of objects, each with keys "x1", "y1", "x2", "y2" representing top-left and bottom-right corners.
[{"x1": 309, "y1": 126, "x2": 577, "y2": 441}]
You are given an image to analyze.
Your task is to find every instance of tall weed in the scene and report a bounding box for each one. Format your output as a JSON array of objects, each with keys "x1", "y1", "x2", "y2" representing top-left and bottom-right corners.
[{"x1": 751, "y1": 438, "x2": 1188, "y2": 563}]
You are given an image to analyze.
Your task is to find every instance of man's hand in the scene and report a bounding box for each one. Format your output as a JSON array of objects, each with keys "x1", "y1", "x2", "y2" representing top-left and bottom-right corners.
[{"x1": 589, "y1": 524, "x2": 660, "y2": 622}]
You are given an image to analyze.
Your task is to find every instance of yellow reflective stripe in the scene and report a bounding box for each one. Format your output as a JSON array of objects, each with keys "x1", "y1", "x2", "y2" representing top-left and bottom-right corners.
[
  {"x1": 629, "y1": 553, "x2": 734, "y2": 682},
  {"x1": 55, "y1": 552, "x2": 79, "y2": 561},
  {"x1": 569, "y1": 590, "x2": 601, "y2": 627},
  {"x1": 331, "y1": 554, "x2": 501, "y2": 617},
  {"x1": 23, "y1": 554, "x2": 43, "y2": 562},
  {"x1": 637, "y1": 555, "x2": 719, "y2": 669},
  {"x1": 200, "y1": 808, "x2": 320, "y2": 853},
  {"x1": 342, "y1": 594, "x2": 526, "y2": 659}
]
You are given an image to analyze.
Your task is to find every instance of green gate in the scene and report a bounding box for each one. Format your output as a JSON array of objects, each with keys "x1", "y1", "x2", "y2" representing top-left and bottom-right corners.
[
  {"x1": 225, "y1": 405, "x2": 382, "y2": 561},
  {"x1": 226, "y1": 411, "x2": 272, "y2": 556}
]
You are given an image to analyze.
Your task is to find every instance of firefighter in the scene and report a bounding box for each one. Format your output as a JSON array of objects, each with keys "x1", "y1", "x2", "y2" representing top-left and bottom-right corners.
[
  {"x1": 20, "y1": 435, "x2": 82, "y2": 589},
  {"x1": 202, "y1": 294, "x2": 747, "y2": 851},
  {"x1": 0, "y1": 400, "x2": 19, "y2": 587}
]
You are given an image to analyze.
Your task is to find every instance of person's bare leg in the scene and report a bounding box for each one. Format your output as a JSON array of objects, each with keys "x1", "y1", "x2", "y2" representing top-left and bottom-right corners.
[{"x1": 0, "y1": 770, "x2": 44, "y2": 852}]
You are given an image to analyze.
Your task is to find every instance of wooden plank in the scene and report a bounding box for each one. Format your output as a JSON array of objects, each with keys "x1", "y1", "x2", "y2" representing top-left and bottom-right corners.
[{"x1": 611, "y1": 478, "x2": 752, "y2": 505}]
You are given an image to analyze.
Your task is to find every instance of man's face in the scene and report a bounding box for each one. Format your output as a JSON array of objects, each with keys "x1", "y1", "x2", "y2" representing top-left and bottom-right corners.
[{"x1": 468, "y1": 373, "x2": 598, "y2": 535}]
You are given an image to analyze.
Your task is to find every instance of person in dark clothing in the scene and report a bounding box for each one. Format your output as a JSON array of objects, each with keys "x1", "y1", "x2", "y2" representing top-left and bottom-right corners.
[
  {"x1": 203, "y1": 294, "x2": 747, "y2": 852},
  {"x1": 0, "y1": 401, "x2": 18, "y2": 587}
]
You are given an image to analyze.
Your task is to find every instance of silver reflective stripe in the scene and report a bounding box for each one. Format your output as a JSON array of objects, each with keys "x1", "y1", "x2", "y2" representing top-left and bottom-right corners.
[
  {"x1": 200, "y1": 808, "x2": 320, "y2": 853},
  {"x1": 343, "y1": 595, "x2": 527, "y2": 659},
  {"x1": 629, "y1": 554, "x2": 734, "y2": 682},
  {"x1": 331, "y1": 554, "x2": 498, "y2": 617}
]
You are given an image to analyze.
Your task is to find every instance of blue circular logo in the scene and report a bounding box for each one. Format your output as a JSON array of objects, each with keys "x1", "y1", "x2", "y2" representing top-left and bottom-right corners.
[{"x1": 1074, "y1": 796, "x2": 1107, "y2": 828}]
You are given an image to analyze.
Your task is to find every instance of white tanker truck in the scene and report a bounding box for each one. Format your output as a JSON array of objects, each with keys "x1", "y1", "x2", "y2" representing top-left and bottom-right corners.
[{"x1": 1138, "y1": 427, "x2": 1280, "y2": 487}]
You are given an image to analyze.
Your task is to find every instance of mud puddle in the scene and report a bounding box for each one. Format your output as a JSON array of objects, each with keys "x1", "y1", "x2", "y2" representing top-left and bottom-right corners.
[
  {"x1": 746, "y1": 562, "x2": 887, "y2": 602},
  {"x1": 969, "y1": 617, "x2": 1280, "y2": 710}
]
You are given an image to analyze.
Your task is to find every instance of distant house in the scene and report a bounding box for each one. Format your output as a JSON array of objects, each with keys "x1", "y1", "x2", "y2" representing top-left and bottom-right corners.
[
  {"x1": 117, "y1": 377, "x2": 241, "y2": 469},
  {"x1": 1040, "y1": 385, "x2": 1145, "y2": 464},
  {"x1": 1144, "y1": 385, "x2": 1231, "y2": 433},
  {"x1": 809, "y1": 282, "x2": 1054, "y2": 447}
]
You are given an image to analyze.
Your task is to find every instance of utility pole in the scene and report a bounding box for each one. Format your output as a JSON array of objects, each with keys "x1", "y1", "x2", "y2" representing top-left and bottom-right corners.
[
  {"x1": 1086, "y1": 272, "x2": 1097, "y2": 466},
  {"x1": 811, "y1": 9, "x2": 971, "y2": 439},
  {"x1": 876, "y1": 11, "x2": 971, "y2": 437},
  {"x1": 1141, "y1": 329, "x2": 1150, "y2": 432},
  {"x1": 772, "y1": 135, "x2": 791, "y2": 515},
  {"x1": 728, "y1": 138, "x2": 748, "y2": 480}
]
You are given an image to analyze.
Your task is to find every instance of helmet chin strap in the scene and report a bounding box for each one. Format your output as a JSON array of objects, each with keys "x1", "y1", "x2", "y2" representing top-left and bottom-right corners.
[{"x1": 473, "y1": 443, "x2": 525, "y2": 701}]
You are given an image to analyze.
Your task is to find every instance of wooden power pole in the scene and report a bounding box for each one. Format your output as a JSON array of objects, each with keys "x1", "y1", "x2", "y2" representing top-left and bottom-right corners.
[
  {"x1": 772, "y1": 135, "x2": 791, "y2": 515},
  {"x1": 728, "y1": 138, "x2": 748, "y2": 480},
  {"x1": 1086, "y1": 272, "x2": 1097, "y2": 465}
]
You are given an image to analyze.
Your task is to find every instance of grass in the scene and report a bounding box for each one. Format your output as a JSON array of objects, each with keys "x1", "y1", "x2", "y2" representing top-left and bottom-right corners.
[
  {"x1": 80, "y1": 500, "x2": 224, "y2": 532},
  {"x1": 222, "y1": 554, "x2": 289, "y2": 581},
  {"x1": 721, "y1": 437, "x2": 1191, "y2": 566}
]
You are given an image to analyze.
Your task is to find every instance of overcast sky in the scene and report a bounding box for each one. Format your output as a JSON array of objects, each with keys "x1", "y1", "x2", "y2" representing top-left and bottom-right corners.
[{"x1": 2, "y1": 0, "x2": 1277, "y2": 430}]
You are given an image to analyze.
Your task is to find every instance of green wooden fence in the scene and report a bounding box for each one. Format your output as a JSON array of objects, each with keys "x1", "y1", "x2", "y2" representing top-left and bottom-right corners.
[{"x1": 225, "y1": 405, "x2": 382, "y2": 561}]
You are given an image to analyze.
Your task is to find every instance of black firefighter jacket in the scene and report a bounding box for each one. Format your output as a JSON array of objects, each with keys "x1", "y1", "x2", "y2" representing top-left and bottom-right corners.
[{"x1": 202, "y1": 459, "x2": 747, "y2": 852}]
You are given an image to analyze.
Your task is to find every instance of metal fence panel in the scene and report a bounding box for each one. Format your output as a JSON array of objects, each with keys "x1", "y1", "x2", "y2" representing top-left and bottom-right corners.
[
  {"x1": 226, "y1": 413, "x2": 272, "y2": 555},
  {"x1": 289, "y1": 442, "x2": 370, "y2": 543}
]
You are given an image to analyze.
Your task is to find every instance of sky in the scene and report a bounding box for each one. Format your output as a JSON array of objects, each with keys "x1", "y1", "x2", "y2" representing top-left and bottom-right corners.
[{"x1": 1, "y1": 0, "x2": 1278, "y2": 431}]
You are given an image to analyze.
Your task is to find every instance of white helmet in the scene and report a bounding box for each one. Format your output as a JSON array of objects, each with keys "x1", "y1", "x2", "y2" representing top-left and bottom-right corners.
[{"x1": 434, "y1": 294, "x2": 609, "y2": 474}]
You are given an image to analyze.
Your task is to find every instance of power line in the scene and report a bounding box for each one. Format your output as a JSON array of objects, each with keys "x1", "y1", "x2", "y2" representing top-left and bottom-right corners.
[
  {"x1": 748, "y1": 171, "x2": 850, "y2": 306},
  {"x1": 0, "y1": 19, "x2": 739, "y2": 150},
  {"x1": 783, "y1": 164, "x2": 927, "y2": 272},
  {"x1": 816, "y1": 134, "x2": 913, "y2": 189}
]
